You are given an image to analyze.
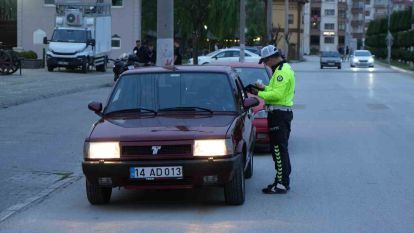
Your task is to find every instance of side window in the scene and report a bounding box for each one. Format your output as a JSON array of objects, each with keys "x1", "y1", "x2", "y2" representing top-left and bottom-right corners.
[
  {"x1": 231, "y1": 51, "x2": 240, "y2": 57},
  {"x1": 215, "y1": 52, "x2": 225, "y2": 58}
]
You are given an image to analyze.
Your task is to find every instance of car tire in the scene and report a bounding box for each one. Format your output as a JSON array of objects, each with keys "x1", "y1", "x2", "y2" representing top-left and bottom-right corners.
[
  {"x1": 47, "y1": 66, "x2": 54, "y2": 72},
  {"x1": 244, "y1": 153, "x2": 253, "y2": 179},
  {"x1": 350, "y1": 64, "x2": 355, "y2": 67},
  {"x1": 224, "y1": 164, "x2": 245, "y2": 205},
  {"x1": 320, "y1": 65, "x2": 323, "y2": 69},
  {"x1": 96, "y1": 58, "x2": 107, "y2": 72},
  {"x1": 86, "y1": 179, "x2": 112, "y2": 205},
  {"x1": 338, "y1": 66, "x2": 341, "y2": 69}
]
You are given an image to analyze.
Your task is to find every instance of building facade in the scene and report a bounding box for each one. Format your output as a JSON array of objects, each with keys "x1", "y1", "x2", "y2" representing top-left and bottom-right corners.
[
  {"x1": 0, "y1": 0, "x2": 17, "y2": 48},
  {"x1": 272, "y1": 0, "x2": 307, "y2": 60},
  {"x1": 16, "y1": 0, "x2": 141, "y2": 59}
]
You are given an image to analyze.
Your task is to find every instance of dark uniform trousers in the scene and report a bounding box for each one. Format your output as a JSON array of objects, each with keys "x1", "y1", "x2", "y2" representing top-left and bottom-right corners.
[{"x1": 267, "y1": 109, "x2": 293, "y2": 188}]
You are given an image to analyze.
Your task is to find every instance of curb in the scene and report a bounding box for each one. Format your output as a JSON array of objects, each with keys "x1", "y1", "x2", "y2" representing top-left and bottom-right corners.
[
  {"x1": 0, "y1": 83, "x2": 112, "y2": 109},
  {"x1": 0, "y1": 174, "x2": 83, "y2": 223},
  {"x1": 375, "y1": 61, "x2": 414, "y2": 75}
]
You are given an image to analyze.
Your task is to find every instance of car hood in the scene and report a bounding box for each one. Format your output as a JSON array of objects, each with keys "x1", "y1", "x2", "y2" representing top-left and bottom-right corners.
[
  {"x1": 49, "y1": 42, "x2": 87, "y2": 53},
  {"x1": 89, "y1": 114, "x2": 237, "y2": 141}
]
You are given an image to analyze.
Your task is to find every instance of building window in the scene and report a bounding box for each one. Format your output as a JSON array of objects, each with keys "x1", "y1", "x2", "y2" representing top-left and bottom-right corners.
[
  {"x1": 339, "y1": 36, "x2": 345, "y2": 44},
  {"x1": 324, "y1": 37, "x2": 334, "y2": 44},
  {"x1": 112, "y1": 0, "x2": 123, "y2": 7},
  {"x1": 111, "y1": 35, "x2": 121, "y2": 49},
  {"x1": 44, "y1": 0, "x2": 55, "y2": 5},
  {"x1": 365, "y1": 11, "x2": 370, "y2": 16},
  {"x1": 324, "y1": 9, "x2": 335, "y2": 16},
  {"x1": 338, "y1": 23, "x2": 345, "y2": 30},
  {"x1": 311, "y1": 36, "x2": 320, "y2": 45},
  {"x1": 325, "y1": 0, "x2": 335, "y2": 2},
  {"x1": 339, "y1": 10, "x2": 346, "y2": 18},
  {"x1": 288, "y1": 14, "x2": 294, "y2": 24},
  {"x1": 324, "y1": 23, "x2": 335, "y2": 30}
]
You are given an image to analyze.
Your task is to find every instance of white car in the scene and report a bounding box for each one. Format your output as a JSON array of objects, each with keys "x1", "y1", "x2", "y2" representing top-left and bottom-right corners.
[
  {"x1": 350, "y1": 50, "x2": 375, "y2": 68},
  {"x1": 188, "y1": 48, "x2": 261, "y2": 64}
]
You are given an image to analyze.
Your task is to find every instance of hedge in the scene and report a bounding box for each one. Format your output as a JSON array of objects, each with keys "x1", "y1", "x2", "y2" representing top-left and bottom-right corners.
[{"x1": 367, "y1": 7, "x2": 414, "y2": 63}]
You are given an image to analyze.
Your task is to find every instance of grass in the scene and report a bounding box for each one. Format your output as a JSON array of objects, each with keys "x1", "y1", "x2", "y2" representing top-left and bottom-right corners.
[{"x1": 376, "y1": 58, "x2": 414, "y2": 72}]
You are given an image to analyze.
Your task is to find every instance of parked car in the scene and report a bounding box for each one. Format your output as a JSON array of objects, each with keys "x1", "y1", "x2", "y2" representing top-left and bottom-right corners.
[
  {"x1": 231, "y1": 46, "x2": 261, "y2": 55},
  {"x1": 83, "y1": 65, "x2": 259, "y2": 205},
  {"x1": 320, "y1": 51, "x2": 342, "y2": 69},
  {"x1": 188, "y1": 48, "x2": 261, "y2": 64},
  {"x1": 215, "y1": 62, "x2": 271, "y2": 151},
  {"x1": 350, "y1": 50, "x2": 375, "y2": 68}
]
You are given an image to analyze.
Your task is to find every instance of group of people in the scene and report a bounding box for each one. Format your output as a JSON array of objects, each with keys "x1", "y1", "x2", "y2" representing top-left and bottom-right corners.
[
  {"x1": 132, "y1": 40, "x2": 182, "y2": 65},
  {"x1": 338, "y1": 46, "x2": 352, "y2": 61}
]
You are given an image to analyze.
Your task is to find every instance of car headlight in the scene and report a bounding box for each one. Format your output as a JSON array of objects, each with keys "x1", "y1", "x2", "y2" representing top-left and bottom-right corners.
[
  {"x1": 353, "y1": 58, "x2": 358, "y2": 63},
  {"x1": 254, "y1": 109, "x2": 267, "y2": 119},
  {"x1": 193, "y1": 139, "x2": 233, "y2": 156},
  {"x1": 368, "y1": 57, "x2": 374, "y2": 63},
  {"x1": 85, "y1": 142, "x2": 120, "y2": 159}
]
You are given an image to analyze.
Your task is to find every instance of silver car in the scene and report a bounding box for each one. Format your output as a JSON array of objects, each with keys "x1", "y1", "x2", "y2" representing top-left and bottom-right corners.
[{"x1": 350, "y1": 50, "x2": 374, "y2": 68}]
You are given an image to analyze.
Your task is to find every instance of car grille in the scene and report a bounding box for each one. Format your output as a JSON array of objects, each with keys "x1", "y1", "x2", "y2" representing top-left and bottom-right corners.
[
  {"x1": 360, "y1": 60, "x2": 368, "y2": 62},
  {"x1": 122, "y1": 145, "x2": 192, "y2": 156}
]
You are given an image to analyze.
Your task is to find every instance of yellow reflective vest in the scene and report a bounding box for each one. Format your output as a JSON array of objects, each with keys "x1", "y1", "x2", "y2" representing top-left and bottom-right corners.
[{"x1": 258, "y1": 62, "x2": 295, "y2": 107}]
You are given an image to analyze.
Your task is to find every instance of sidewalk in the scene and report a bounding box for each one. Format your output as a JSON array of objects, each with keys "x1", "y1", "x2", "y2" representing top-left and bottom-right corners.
[{"x1": 0, "y1": 68, "x2": 113, "y2": 108}]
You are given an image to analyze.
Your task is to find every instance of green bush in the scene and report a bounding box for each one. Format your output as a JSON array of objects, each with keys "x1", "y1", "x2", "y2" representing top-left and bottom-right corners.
[{"x1": 17, "y1": 50, "x2": 38, "y2": 59}]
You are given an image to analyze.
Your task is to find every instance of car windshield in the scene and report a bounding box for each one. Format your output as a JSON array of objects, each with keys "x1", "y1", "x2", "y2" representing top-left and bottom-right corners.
[
  {"x1": 355, "y1": 51, "x2": 372, "y2": 56},
  {"x1": 321, "y1": 51, "x2": 340, "y2": 57},
  {"x1": 105, "y1": 72, "x2": 237, "y2": 114},
  {"x1": 234, "y1": 67, "x2": 270, "y2": 87},
  {"x1": 51, "y1": 29, "x2": 89, "y2": 43}
]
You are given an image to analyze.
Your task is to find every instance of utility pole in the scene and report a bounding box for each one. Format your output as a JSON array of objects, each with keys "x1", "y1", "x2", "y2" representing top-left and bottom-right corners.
[
  {"x1": 362, "y1": 0, "x2": 366, "y2": 49},
  {"x1": 284, "y1": 0, "x2": 289, "y2": 59},
  {"x1": 156, "y1": 0, "x2": 174, "y2": 66},
  {"x1": 266, "y1": 0, "x2": 272, "y2": 43},
  {"x1": 386, "y1": 0, "x2": 392, "y2": 64},
  {"x1": 240, "y1": 0, "x2": 246, "y2": 62}
]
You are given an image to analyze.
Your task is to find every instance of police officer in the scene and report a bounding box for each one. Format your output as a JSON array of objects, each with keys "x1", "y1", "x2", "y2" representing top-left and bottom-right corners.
[{"x1": 249, "y1": 45, "x2": 295, "y2": 194}]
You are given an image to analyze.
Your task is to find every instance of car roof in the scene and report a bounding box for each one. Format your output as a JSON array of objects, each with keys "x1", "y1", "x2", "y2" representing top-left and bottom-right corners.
[
  {"x1": 122, "y1": 65, "x2": 235, "y2": 76},
  {"x1": 208, "y1": 62, "x2": 265, "y2": 68}
]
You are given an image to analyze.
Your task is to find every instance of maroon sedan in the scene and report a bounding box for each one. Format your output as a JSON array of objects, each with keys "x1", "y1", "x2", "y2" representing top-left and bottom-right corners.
[
  {"x1": 83, "y1": 65, "x2": 259, "y2": 205},
  {"x1": 216, "y1": 62, "x2": 271, "y2": 151}
]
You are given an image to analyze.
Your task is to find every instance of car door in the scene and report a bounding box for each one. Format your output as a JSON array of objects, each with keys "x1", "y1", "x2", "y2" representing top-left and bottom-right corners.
[{"x1": 234, "y1": 75, "x2": 254, "y2": 161}]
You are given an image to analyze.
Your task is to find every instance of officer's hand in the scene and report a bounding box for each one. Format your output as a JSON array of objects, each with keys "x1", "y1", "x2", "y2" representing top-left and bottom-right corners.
[
  {"x1": 249, "y1": 87, "x2": 259, "y2": 95},
  {"x1": 254, "y1": 82, "x2": 265, "y2": 91}
]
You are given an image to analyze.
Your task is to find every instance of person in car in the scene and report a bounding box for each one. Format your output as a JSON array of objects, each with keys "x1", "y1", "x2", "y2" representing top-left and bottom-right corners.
[{"x1": 248, "y1": 45, "x2": 296, "y2": 194}]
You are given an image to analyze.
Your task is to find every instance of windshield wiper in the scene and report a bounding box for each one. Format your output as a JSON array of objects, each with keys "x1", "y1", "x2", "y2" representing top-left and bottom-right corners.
[
  {"x1": 105, "y1": 108, "x2": 157, "y2": 115},
  {"x1": 158, "y1": 106, "x2": 213, "y2": 114}
]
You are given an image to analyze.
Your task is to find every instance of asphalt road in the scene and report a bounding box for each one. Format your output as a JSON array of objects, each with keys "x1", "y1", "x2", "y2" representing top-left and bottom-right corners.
[{"x1": 0, "y1": 57, "x2": 414, "y2": 233}]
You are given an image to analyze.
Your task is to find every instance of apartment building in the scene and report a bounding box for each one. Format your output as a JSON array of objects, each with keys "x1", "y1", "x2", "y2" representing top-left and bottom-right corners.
[
  {"x1": 16, "y1": 0, "x2": 141, "y2": 59},
  {"x1": 304, "y1": 0, "x2": 348, "y2": 54}
]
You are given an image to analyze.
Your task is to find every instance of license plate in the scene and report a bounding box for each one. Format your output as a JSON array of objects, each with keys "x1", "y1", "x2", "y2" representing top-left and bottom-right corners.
[
  {"x1": 58, "y1": 61, "x2": 68, "y2": 65},
  {"x1": 130, "y1": 166, "x2": 183, "y2": 179},
  {"x1": 328, "y1": 63, "x2": 334, "y2": 65}
]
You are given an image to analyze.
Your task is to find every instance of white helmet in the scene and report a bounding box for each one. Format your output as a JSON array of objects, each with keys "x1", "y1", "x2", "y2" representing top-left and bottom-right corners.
[{"x1": 259, "y1": 45, "x2": 281, "y2": 64}]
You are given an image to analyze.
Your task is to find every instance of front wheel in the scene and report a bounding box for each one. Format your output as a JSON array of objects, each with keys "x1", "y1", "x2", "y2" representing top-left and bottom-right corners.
[
  {"x1": 224, "y1": 165, "x2": 245, "y2": 205},
  {"x1": 47, "y1": 66, "x2": 54, "y2": 72},
  {"x1": 86, "y1": 179, "x2": 112, "y2": 205}
]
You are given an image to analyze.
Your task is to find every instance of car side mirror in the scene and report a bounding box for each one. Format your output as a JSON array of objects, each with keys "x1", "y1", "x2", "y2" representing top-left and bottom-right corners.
[
  {"x1": 43, "y1": 36, "x2": 49, "y2": 45},
  {"x1": 243, "y1": 97, "x2": 260, "y2": 109},
  {"x1": 88, "y1": 101, "x2": 103, "y2": 116},
  {"x1": 87, "y1": 39, "x2": 96, "y2": 47},
  {"x1": 213, "y1": 56, "x2": 218, "y2": 60}
]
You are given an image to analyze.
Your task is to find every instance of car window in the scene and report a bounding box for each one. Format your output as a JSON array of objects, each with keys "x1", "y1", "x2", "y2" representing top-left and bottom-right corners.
[
  {"x1": 355, "y1": 51, "x2": 372, "y2": 56},
  {"x1": 234, "y1": 67, "x2": 270, "y2": 87},
  {"x1": 106, "y1": 72, "x2": 237, "y2": 113},
  {"x1": 215, "y1": 52, "x2": 226, "y2": 58},
  {"x1": 321, "y1": 51, "x2": 340, "y2": 57}
]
